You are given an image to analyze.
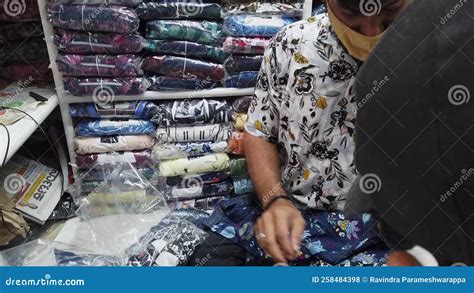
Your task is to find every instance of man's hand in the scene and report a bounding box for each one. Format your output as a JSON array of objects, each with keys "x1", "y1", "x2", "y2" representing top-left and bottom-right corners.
[{"x1": 254, "y1": 199, "x2": 306, "y2": 264}]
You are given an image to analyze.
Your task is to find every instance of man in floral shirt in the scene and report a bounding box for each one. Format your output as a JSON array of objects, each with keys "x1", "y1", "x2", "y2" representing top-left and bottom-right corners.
[{"x1": 192, "y1": 0, "x2": 412, "y2": 266}]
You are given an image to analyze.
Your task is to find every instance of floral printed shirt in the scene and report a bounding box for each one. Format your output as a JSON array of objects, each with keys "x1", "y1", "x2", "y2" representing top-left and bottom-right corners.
[{"x1": 245, "y1": 14, "x2": 361, "y2": 211}]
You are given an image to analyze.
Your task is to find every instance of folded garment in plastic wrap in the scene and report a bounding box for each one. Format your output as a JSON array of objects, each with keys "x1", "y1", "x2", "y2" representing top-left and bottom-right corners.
[
  {"x1": 223, "y1": 36, "x2": 269, "y2": 54},
  {"x1": 170, "y1": 181, "x2": 232, "y2": 200},
  {"x1": 54, "y1": 249, "x2": 124, "y2": 266},
  {"x1": 227, "y1": 132, "x2": 244, "y2": 155},
  {"x1": 0, "y1": 38, "x2": 48, "y2": 64},
  {"x1": 232, "y1": 95, "x2": 252, "y2": 113},
  {"x1": 159, "y1": 153, "x2": 230, "y2": 177},
  {"x1": 0, "y1": 22, "x2": 43, "y2": 41},
  {"x1": 147, "y1": 75, "x2": 221, "y2": 91},
  {"x1": 0, "y1": 62, "x2": 53, "y2": 81},
  {"x1": 146, "y1": 20, "x2": 225, "y2": 46},
  {"x1": 165, "y1": 171, "x2": 230, "y2": 187},
  {"x1": 233, "y1": 177, "x2": 254, "y2": 195},
  {"x1": 0, "y1": 0, "x2": 40, "y2": 21},
  {"x1": 155, "y1": 124, "x2": 232, "y2": 144},
  {"x1": 63, "y1": 77, "x2": 149, "y2": 96},
  {"x1": 224, "y1": 71, "x2": 258, "y2": 88},
  {"x1": 49, "y1": 0, "x2": 141, "y2": 6},
  {"x1": 57, "y1": 54, "x2": 143, "y2": 77},
  {"x1": 151, "y1": 98, "x2": 233, "y2": 127},
  {"x1": 136, "y1": 2, "x2": 222, "y2": 20},
  {"x1": 47, "y1": 4, "x2": 139, "y2": 33},
  {"x1": 224, "y1": 2, "x2": 303, "y2": 16},
  {"x1": 168, "y1": 196, "x2": 222, "y2": 212},
  {"x1": 70, "y1": 101, "x2": 157, "y2": 119},
  {"x1": 153, "y1": 141, "x2": 228, "y2": 160},
  {"x1": 223, "y1": 14, "x2": 298, "y2": 37},
  {"x1": 229, "y1": 157, "x2": 248, "y2": 178},
  {"x1": 234, "y1": 113, "x2": 247, "y2": 131},
  {"x1": 224, "y1": 55, "x2": 263, "y2": 74},
  {"x1": 142, "y1": 55, "x2": 225, "y2": 81},
  {"x1": 75, "y1": 150, "x2": 154, "y2": 169},
  {"x1": 53, "y1": 29, "x2": 144, "y2": 54},
  {"x1": 145, "y1": 40, "x2": 229, "y2": 63},
  {"x1": 75, "y1": 119, "x2": 157, "y2": 137},
  {"x1": 74, "y1": 135, "x2": 155, "y2": 154}
]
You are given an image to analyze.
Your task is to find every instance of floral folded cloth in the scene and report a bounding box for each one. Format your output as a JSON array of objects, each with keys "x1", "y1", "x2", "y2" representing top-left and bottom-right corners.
[
  {"x1": 227, "y1": 132, "x2": 245, "y2": 155},
  {"x1": 223, "y1": 14, "x2": 298, "y2": 37},
  {"x1": 0, "y1": 62, "x2": 52, "y2": 81},
  {"x1": 0, "y1": 38, "x2": 48, "y2": 64},
  {"x1": 155, "y1": 124, "x2": 233, "y2": 144},
  {"x1": 232, "y1": 96, "x2": 252, "y2": 113},
  {"x1": 151, "y1": 98, "x2": 233, "y2": 127},
  {"x1": 146, "y1": 20, "x2": 225, "y2": 46},
  {"x1": 57, "y1": 54, "x2": 143, "y2": 77},
  {"x1": 165, "y1": 171, "x2": 230, "y2": 187},
  {"x1": 224, "y1": 55, "x2": 263, "y2": 74},
  {"x1": 224, "y1": 2, "x2": 303, "y2": 16},
  {"x1": 145, "y1": 40, "x2": 229, "y2": 63},
  {"x1": 232, "y1": 177, "x2": 254, "y2": 195},
  {"x1": 143, "y1": 55, "x2": 225, "y2": 81},
  {"x1": 74, "y1": 135, "x2": 155, "y2": 154},
  {"x1": 75, "y1": 150, "x2": 154, "y2": 169},
  {"x1": 153, "y1": 141, "x2": 229, "y2": 160},
  {"x1": 47, "y1": 4, "x2": 140, "y2": 33},
  {"x1": 70, "y1": 101, "x2": 157, "y2": 119},
  {"x1": 170, "y1": 181, "x2": 232, "y2": 201},
  {"x1": 223, "y1": 36, "x2": 269, "y2": 55},
  {"x1": 75, "y1": 119, "x2": 157, "y2": 137},
  {"x1": 63, "y1": 77, "x2": 149, "y2": 96},
  {"x1": 147, "y1": 75, "x2": 221, "y2": 91},
  {"x1": 224, "y1": 71, "x2": 258, "y2": 88},
  {"x1": 49, "y1": 0, "x2": 141, "y2": 6},
  {"x1": 0, "y1": 0, "x2": 40, "y2": 21},
  {"x1": 136, "y1": 2, "x2": 222, "y2": 20},
  {"x1": 0, "y1": 22, "x2": 43, "y2": 41},
  {"x1": 159, "y1": 153, "x2": 230, "y2": 177},
  {"x1": 234, "y1": 113, "x2": 248, "y2": 131},
  {"x1": 53, "y1": 29, "x2": 144, "y2": 54}
]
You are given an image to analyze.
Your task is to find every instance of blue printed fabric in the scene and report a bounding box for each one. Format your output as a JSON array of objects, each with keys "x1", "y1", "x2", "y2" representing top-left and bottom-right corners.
[
  {"x1": 148, "y1": 75, "x2": 221, "y2": 91},
  {"x1": 224, "y1": 55, "x2": 263, "y2": 74},
  {"x1": 54, "y1": 249, "x2": 123, "y2": 266},
  {"x1": 203, "y1": 195, "x2": 388, "y2": 266},
  {"x1": 63, "y1": 77, "x2": 148, "y2": 96},
  {"x1": 223, "y1": 14, "x2": 298, "y2": 37},
  {"x1": 146, "y1": 20, "x2": 225, "y2": 46},
  {"x1": 145, "y1": 40, "x2": 229, "y2": 63},
  {"x1": 233, "y1": 177, "x2": 254, "y2": 195},
  {"x1": 224, "y1": 71, "x2": 258, "y2": 88},
  {"x1": 153, "y1": 141, "x2": 228, "y2": 160},
  {"x1": 136, "y1": 2, "x2": 222, "y2": 20},
  {"x1": 166, "y1": 171, "x2": 230, "y2": 187},
  {"x1": 70, "y1": 101, "x2": 157, "y2": 119},
  {"x1": 169, "y1": 181, "x2": 233, "y2": 201},
  {"x1": 75, "y1": 119, "x2": 157, "y2": 137}
]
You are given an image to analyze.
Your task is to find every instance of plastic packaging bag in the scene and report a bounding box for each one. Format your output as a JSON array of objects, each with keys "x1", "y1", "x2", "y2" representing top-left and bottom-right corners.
[
  {"x1": 49, "y1": 0, "x2": 141, "y2": 7},
  {"x1": 47, "y1": 4, "x2": 139, "y2": 33},
  {"x1": 232, "y1": 95, "x2": 252, "y2": 113},
  {"x1": 147, "y1": 75, "x2": 221, "y2": 91},
  {"x1": 0, "y1": 22, "x2": 43, "y2": 41},
  {"x1": 153, "y1": 141, "x2": 228, "y2": 160},
  {"x1": 74, "y1": 135, "x2": 155, "y2": 154},
  {"x1": 145, "y1": 40, "x2": 229, "y2": 63},
  {"x1": 0, "y1": 0, "x2": 40, "y2": 22},
  {"x1": 159, "y1": 153, "x2": 230, "y2": 177},
  {"x1": 69, "y1": 101, "x2": 157, "y2": 119},
  {"x1": 75, "y1": 150, "x2": 155, "y2": 169},
  {"x1": 53, "y1": 29, "x2": 144, "y2": 54},
  {"x1": 224, "y1": 71, "x2": 258, "y2": 88},
  {"x1": 224, "y1": 2, "x2": 303, "y2": 16},
  {"x1": 146, "y1": 20, "x2": 225, "y2": 46},
  {"x1": 63, "y1": 77, "x2": 149, "y2": 96},
  {"x1": 155, "y1": 124, "x2": 233, "y2": 144},
  {"x1": 223, "y1": 14, "x2": 298, "y2": 37},
  {"x1": 57, "y1": 54, "x2": 143, "y2": 77},
  {"x1": 223, "y1": 36, "x2": 269, "y2": 54},
  {"x1": 165, "y1": 171, "x2": 230, "y2": 187},
  {"x1": 0, "y1": 38, "x2": 48, "y2": 64},
  {"x1": 224, "y1": 54, "x2": 263, "y2": 74},
  {"x1": 136, "y1": 2, "x2": 222, "y2": 20},
  {"x1": 169, "y1": 180, "x2": 232, "y2": 201},
  {"x1": 75, "y1": 119, "x2": 157, "y2": 137},
  {"x1": 168, "y1": 196, "x2": 222, "y2": 212}
]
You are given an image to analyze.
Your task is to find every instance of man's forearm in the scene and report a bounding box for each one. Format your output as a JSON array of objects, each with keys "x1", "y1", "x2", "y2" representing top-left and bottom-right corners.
[{"x1": 244, "y1": 132, "x2": 287, "y2": 208}]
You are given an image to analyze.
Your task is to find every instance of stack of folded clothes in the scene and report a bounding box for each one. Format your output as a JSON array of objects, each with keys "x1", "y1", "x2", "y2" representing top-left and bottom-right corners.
[{"x1": 0, "y1": 0, "x2": 52, "y2": 82}]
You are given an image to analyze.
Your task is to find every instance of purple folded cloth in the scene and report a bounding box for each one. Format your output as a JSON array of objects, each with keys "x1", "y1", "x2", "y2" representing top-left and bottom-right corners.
[
  {"x1": 75, "y1": 150, "x2": 155, "y2": 169},
  {"x1": 63, "y1": 77, "x2": 149, "y2": 96},
  {"x1": 57, "y1": 54, "x2": 143, "y2": 77}
]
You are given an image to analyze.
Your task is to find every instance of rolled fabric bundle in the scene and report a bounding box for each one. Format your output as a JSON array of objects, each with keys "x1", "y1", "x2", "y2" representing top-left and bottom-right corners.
[
  {"x1": 75, "y1": 150, "x2": 155, "y2": 169},
  {"x1": 47, "y1": 4, "x2": 140, "y2": 33},
  {"x1": 63, "y1": 77, "x2": 149, "y2": 96},
  {"x1": 233, "y1": 177, "x2": 254, "y2": 195},
  {"x1": 147, "y1": 75, "x2": 221, "y2": 91},
  {"x1": 223, "y1": 36, "x2": 269, "y2": 55},
  {"x1": 53, "y1": 29, "x2": 144, "y2": 54},
  {"x1": 143, "y1": 56, "x2": 225, "y2": 81},
  {"x1": 227, "y1": 132, "x2": 244, "y2": 155},
  {"x1": 232, "y1": 96, "x2": 252, "y2": 113},
  {"x1": 153, "y1": 141, "x2": 228, "y2": 160},
  {"x1": 0, "y1": 62, "x2": 52, "y2": 82},
  {"x1": 166, "y1": 172, "x2": 230, "y2": 187},
  {"x1": 159, "y1": 153, "x2": 230, "y2": 177},
  {"x1": 0, "y1": 38, "x2": 48, "y2": 64},
  {"x1": 229, "y1": 157, "x2": 248, "y2": 178},
  {"x1": 75, "y1": 119, "x2": 157, "y2": 137},
  {"x1": 224, "y1": 2, "x2": 303, "y2": 16},
  {"x1": 224, "y1": 71, "x2": 258, "y2": 88},
  {"x1": 234, "y1": 113, "x2": 248, "y2": 131},
  {"x1": 74, "y1": 135, "x2": 155, "y2": 154},
  {"x1": 136, "y1": 2, "x2": 222, "y2": 20},
  {"x1": 146, "y1": 20, "x2": 225, "y2": 46},
  {"x1": 57, "y1": 54, "x2": 143, "y2": 77},
  {"x1": 223, "y1": 14, "x2": 298, "y2": 37},
  {"x1": 0, "y1": 22, "x2": 43, "y2": 41},
  {"x1": 70, "y1": 101, "x2": 157, "y2": 119},
  {"x1": 155, "y1": 124, "x2": 232, "y2": 144},
  {"x1": 145, "y1": 40, "x2": 229, "y2": 63},
  {"x1": 224, "y1": 55, "x2": 263, "y2": 74},
  {"x1": 151, "y1": 99, "x2": 233, "y2": 127},
  {"x1": 0, "y1": 0, "x2": 40, "y2": 21},
  {"x1": 170, "y1": 181, "x2": 233, "y2": 200}
]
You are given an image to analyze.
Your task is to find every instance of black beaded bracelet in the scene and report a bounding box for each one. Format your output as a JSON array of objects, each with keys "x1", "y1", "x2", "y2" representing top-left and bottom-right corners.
[{"x1": 263, "y1": 195, "x2": 292, "y2": 211}]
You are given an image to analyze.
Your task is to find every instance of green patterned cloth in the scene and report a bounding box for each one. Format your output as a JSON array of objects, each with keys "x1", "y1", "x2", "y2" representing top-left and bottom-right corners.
[
  {"x1": 229, "y1": 157, "x2": 249, "y2": 178},
  {"x1": 145, "y1": 40, "x2": 229, "y2": 63}
]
